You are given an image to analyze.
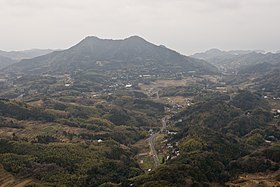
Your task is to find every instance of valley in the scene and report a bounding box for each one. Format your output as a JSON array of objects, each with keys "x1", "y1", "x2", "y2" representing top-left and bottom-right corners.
[{"x1": 0, "y1": 37, "x2": 279, "y2": 186}]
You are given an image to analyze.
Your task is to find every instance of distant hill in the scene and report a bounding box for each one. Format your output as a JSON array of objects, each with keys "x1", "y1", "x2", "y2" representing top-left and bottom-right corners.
[
  {"x1": 238, "y1": 62, "x2": 277, "y2": 74},
  {"x1": 0, "y1": 49, "x2": 55, "y2": 61},
  {"x1": 191, "y1": 49, "x2": 254, "y2": 70},
  {"x1": 191, "y1": 49, "x2": 280, "y2": 72},
  {"x1": 192, "y1": 48, "x2": 255, "y2": 59},
  {"x1": 253, "y1": 68, "x2": 280, "y2": 97},
  {"x1": 4, "y1": 36, "x2": 218, "y2": 75},
  {"x1": 0, "y1": 55, "x2": 16, "y2": 70}
]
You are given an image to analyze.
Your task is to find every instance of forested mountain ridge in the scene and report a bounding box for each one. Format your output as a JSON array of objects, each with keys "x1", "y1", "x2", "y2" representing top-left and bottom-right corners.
[
  {"x1": 0, "y1": 55, "x2": 16, "y2": 69},
  {"x1": 0, "y1": 49, "x2": 54, "y2": 61},
  {"x1": 192, "y1": 49, "x2": 280, "y2": 72},
  {"x1": 3, "y1": 36, "x2": 218, "y2": 74}
]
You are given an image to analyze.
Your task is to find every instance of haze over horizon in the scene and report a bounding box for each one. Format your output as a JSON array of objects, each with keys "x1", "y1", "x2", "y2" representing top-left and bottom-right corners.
[{"x1": 1, "y1": 0, "x2": 280, "y2": 55}]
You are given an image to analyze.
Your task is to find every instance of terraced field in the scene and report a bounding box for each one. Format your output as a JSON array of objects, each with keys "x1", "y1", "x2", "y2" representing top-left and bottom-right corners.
[
  {"x1": 0, "y1": 165, "x2": 34, "y2": 187},
  {"x1": 226, "y1": 171, "x2": 280, "y2": 187}
]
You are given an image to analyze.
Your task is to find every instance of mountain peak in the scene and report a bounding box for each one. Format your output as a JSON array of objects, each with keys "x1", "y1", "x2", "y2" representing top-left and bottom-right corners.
[
  {"x1": 82, "y1": 35, "x2": 146, "y2": 43},
  {"x1": 77, "y1": 35, "x2": 148, "y2": 47},
  {"x1": 86, "y1": 36, "x2": 101, "y2": 39},
  {"x1": 83, "y1": 36, "x2": 102, "y2": 41},
  {"x1": 205, "y1": 48, "x2": 222, "y2": 54},
  {"x1": 125, "y1": 35, "x2": 145, "y2": 41}
]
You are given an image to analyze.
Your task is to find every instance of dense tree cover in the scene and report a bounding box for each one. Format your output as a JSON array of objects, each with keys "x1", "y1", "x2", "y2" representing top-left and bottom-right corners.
[
  {"x1": 0, "y1": 98, "x2": 151, "y2": 145},
  {"x1": 115, "y1": 90, "x2": 148, "y2": 99},
  {"x1": 263, "y1": 144, "x2": 280, "y2": 163},
  {"x1": 0, "y1": 96, "x2": 153, "y2": 186},
  {"x1": 133, "y1": 91, "x2": 279, "y2": 186},
  {"x1": 0, "y1": 100, "x2": 55, "y2": 121},
  {"x1": 133, "y1": 99, "x2": 165, "y2": 112},
  {"x1": 224, "y1": 109, "x2": 273, "y2": 136},
  {"x1": 174, "y1": 99, "x2": 241, "y2": 131},
  {"x1": 112, "y1": 95, "x2": 166, "y2": 117},
  {"x1": 46, "y1": 96, "x2": 159, "y2": 129},
  {"x1": 254, "y1": 68, "x2": 280, "y2": 97},
  {"x1": 103, "y1": 105, "x2": 158, "y2": 128},
  {"x1": 0, "y1": 139, "x2": 142, "y2": 186},
  {"x1": 230, "y1": 90, "x2": 270, "y2": 111}
]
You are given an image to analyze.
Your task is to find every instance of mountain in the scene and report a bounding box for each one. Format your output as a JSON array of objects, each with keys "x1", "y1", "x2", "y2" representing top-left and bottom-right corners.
[
  {"x1": 191, "y1": 49, "x2": 280, "y2": 72},
  {"x1": 0, "y1": 49, "x2": 54, "y2": 70},
  {"x1": 0, "y1": 49, "x2": 54, "y2": 61},
  {"x1": 237, "y1": 61, "x2": 280, "y2": 74},
  {"x1": 191, "y1": 49, "x2": 252, "y2": 71},
  {"x1": 192, "y1": 48, "x2": 252, "y2": 59},
  {"x1": 253, "y1": 67, "x2": 280, "y2": 97},
  {"x1": 236, "y1": 52, "x2": 280, "y2": 66},
  {"x1": 4, "y1": 36, "x2": 218, "y2": 75},
  {"x1": 0, "y1": 55, "x2": 16, "y2": 69}
]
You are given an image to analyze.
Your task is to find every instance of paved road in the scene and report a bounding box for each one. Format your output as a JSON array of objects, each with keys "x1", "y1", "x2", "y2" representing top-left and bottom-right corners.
[
  {"x1": 148, "y1": 132, "x2": 160, "y2": 167},
  {"x1": 148, "y1": 116, "x2": 169, "y2": 167},
  {"x1": 161, "y1": 116, "x2": 168, "y2": 132}
]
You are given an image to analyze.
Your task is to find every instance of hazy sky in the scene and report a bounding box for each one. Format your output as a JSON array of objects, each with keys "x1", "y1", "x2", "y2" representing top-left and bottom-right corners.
[{"x1": 0, "y1": 0, "x2": 280, "y2": 55}]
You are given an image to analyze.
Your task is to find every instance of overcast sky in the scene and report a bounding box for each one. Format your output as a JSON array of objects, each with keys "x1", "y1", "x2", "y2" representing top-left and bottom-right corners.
[{"x1": 0, "y1": 0, "x2": 280, "y2": 55}]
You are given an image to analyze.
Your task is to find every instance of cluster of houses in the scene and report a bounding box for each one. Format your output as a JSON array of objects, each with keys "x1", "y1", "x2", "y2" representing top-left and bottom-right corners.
[
  {"x1": 165, "y1": 142, "x2": 180, "y2": 160},
  {"x1": 64, "y1": 74, "x2": 73, "y2": 87},
  {"x1": 264, "y1": 95, "x2": 280, "y2": 100}
]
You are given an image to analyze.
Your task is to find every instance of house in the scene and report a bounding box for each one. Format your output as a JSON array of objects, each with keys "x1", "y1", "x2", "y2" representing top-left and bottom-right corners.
[
  {"x1": 266, "y1": 136, "x2": 276, "y2": 141},
  {"x1": 143, "y1": 75, "x2": 151, "y2": 78},
  {"x1": 188, "y1": 71, "x2": 196, "y2": 74},
  {"x1": 167, "y1": 131, "x2": 177, "y2": 135},
  {"x1": 125, "y1": 84, "x2": 132, "y2": 88}
]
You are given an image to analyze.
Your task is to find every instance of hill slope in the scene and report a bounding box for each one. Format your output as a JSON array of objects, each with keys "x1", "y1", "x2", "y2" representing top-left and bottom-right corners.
[
  {"x1": 0, "y1": 55, "x2": 16, "y2": 69},
  {"x1": 0, "y1": 49, "x2": 54, "y2": 61}
]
